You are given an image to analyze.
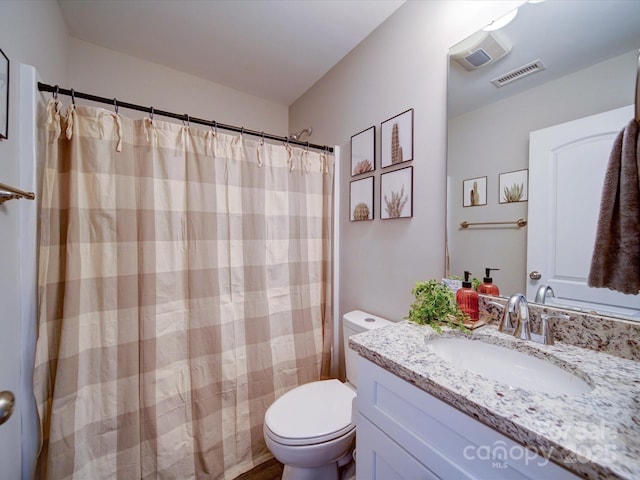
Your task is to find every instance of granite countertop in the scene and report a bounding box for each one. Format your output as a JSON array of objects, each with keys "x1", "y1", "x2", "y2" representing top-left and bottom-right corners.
[{"x1": 349, "y1": 321, "x2": 640, "y2": 480}]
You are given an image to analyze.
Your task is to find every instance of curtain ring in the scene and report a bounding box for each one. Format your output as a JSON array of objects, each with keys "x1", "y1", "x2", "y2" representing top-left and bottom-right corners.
[
  {"x1": 70, "y1": 88, "x2": 76, "y2": 105},
  {"x1": 213, "y1": 120, "x2": 218, "y2": 135},
  {"x1": 53, "y1": 85, "x2": 59, "y2": 100},
  {"x1": 183, "y1": 114, "x2": 190, "y2": 128},
  {"x1": 113, "y1": 98, "x2": 119, "y2": 114},
  {"x1": 149, "y1": 106, "x2": 154, "y2": 121},
  {"x1": 261, "y1": 131, "x2": 265, "y2": 144},
  {"x1": 240, "y1": 127, "x2": 245, "y2": 137},
  {"x1": 306, "y1": 141, "x2": 310, "y2": 151}
]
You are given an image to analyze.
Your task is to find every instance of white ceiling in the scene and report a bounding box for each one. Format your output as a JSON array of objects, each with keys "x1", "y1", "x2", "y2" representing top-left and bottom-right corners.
[
  {"x1": 57, "y1": 0, "x2": 406, "y2": 106},
  {"x1": 449, "y1": 0, "x2": 640, "y2": 117}
]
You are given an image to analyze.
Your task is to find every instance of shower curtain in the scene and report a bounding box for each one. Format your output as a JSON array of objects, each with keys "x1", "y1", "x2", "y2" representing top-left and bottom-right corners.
[{"x1": 33, "y1": 100, "x2": 334, "y2": 480}]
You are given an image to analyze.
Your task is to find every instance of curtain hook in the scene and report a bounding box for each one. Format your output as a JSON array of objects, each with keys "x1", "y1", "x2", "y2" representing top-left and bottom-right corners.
[
  {"x1": 53, "y1": 85, "x2": 59, "y2": 100},
  {"x1": 183, "y1": 114, "x2": 190, "y2": 128},
  {"x1": 240, "y1": 127, "x2": 245, "y2": 138},
  {"x1": 261, "y1": 131, "x2": 265, "y2": 144},
  {"x1": 306, "y1": 141, "x2": 310, "y2": 151},
  {"x1": 149, "y1": 106, "x2": 154, "y2": 121},
  {"x1": 213, "y1": 120, "x2": 218, "y2": 135},
  {"x1": 70, "y1": 88, "x2": 76, "y2": 106},
  {"x1": 113, "y1": 98, "x2": 119, "y2": 114}
]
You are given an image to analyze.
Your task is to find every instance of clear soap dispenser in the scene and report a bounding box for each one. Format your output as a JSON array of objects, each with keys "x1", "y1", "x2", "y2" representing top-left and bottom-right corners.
[
  {"x1": 477, "y1": 268, "x2": 500, "y2": 296},
  {"x1": 456, "y1": 271, "x2": 479, "y2": 322}
]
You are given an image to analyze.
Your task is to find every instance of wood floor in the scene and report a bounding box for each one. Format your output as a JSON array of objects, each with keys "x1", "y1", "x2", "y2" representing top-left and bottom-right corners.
[{"x1": 233, "y1": 458, "x2": 284, "y2": 480}]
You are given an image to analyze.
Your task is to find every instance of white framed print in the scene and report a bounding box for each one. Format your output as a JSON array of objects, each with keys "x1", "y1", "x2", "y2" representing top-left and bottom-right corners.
[
  {"x1": 381, "y1": 108, "x2": 413, "y2": 168},
  {"x1": 380, "y1": 166, "x2": 412, "y2": 219},
  {"x1": 463, "y1": 176, "x2": 487, "y2": 207},
  {"x1": 350, "y1": 176, "x2": 374, "y2": 221},
  {"x1": 499, "y1": 169, "x2": 528, "y2": 203},
  {"x1": 351, "y1": 126, "x2": 375, "y2": 176}
]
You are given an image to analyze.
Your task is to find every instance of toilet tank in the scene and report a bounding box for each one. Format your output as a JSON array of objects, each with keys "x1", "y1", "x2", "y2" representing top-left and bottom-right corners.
[{"x1": 343, "y1": 310, "x2": 393, "y2": 388}]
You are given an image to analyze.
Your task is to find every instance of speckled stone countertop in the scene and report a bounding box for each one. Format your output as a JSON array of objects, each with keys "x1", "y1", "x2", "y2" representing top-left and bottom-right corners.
[{"x1": 350, "y1": 321, "x2": 640, "y2": 480}]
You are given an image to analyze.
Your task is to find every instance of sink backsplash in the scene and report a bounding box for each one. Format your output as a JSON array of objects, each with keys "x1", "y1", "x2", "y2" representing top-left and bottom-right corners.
[{"x1": 479, "y1": 295, "x2": 640, "y2": 362}]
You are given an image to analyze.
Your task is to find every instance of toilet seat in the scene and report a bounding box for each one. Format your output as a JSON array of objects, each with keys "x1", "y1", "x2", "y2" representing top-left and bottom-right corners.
[{"x1": 264, "y1": 379, "x2": 356, "y2": 446}]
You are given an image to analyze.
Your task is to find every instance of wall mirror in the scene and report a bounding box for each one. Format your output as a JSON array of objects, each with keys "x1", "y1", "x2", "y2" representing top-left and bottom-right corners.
[{"x1": 446, "y1": 0, "x2": 640, "y2": 320}]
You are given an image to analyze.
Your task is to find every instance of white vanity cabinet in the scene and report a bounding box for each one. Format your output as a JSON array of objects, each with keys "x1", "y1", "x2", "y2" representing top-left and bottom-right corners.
[{"x1": 355, "y1": 356, "x2": 579, "y2": 479}]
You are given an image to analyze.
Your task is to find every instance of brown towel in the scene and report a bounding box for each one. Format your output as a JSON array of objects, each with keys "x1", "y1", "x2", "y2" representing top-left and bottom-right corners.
[{"x1": 588, "y1": 119, "x2": 640, "y2": 294}]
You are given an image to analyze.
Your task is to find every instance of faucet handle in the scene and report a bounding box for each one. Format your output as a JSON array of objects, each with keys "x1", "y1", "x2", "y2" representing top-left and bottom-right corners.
[{"x1": 539, "y1": 313, "x2": 570, "y2": 345}]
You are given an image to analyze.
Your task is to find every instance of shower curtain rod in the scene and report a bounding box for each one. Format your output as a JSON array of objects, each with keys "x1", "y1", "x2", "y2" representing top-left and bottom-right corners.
[{"x1": 37, "y1": 82, "x2": 333, "y2": 153}]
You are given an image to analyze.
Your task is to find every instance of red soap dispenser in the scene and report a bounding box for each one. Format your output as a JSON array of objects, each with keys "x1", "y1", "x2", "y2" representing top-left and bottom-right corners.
[
  {"x1": 477, "y1": 268, "x2": 500, "y2": 296},
  {"x1": 456, "y1": 271, "x2": 479, "y2": 322}
]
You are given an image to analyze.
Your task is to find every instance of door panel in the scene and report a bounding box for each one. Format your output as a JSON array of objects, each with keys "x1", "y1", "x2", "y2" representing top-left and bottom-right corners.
[{"x1": 527, "y1": 104, "x2": 639, "y2": 316}]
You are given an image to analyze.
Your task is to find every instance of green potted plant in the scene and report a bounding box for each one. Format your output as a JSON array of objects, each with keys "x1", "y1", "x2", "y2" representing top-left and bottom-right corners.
[{"x1": 406, "y1": 279, "x2": 469, "y2": 333}]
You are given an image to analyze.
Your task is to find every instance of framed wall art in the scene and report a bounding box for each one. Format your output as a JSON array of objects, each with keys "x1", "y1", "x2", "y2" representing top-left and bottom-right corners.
[
  {"x1": 0, "y1": 48, "x2": 9, "y2": 140},
  {"x1": 499, "y1": 169, "x2": 528, "y2": 203},
  {"x1": 380, "y1": 166, "x2": 412, "y2": 219},
  {"x1": 351, "y1": 125, "x2": 375, "y2": 176},
  {"x1": 463, "y1": 176, "x2": 487, "y2": 207},
  {"x1": 350, "y1": 176, "x2": 374, "y2": 221},
  {"x1": 381, "y1": 108, "x2": 413, "y2": 168}
]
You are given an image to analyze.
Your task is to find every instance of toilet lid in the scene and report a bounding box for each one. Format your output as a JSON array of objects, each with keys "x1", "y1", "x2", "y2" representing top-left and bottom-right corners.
[{"x1": 265, "y1": 379, "x2": 356, "y2": 445}]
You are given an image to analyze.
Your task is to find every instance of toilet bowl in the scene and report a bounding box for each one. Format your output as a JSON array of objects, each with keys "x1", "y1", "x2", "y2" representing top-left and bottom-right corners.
[{"x1": 263, "y1": 310, "x2": 393, "y2": 480}]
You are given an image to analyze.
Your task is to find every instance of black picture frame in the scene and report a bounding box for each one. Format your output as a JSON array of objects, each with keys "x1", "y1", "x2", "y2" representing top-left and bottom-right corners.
[
  {"x1": 350, "y1": 176, "x2": 374, "y2": 221},
  {"x1": 381, "y1": 108, "x2": 413, "y2": 168},
  {"x1": 350, "y1": 125, "x2": 375, "y2": 176},
  {"x1": 380, "y1": 166, "x2": 413, "y2": 219},
  {"x1": 0, "y1": 48, "x2": 8, "y2": 140}
]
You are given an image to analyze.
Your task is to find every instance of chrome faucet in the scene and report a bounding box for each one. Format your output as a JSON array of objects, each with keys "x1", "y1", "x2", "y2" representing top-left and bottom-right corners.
[
  {"x1": 494, "y1": 294, "x2": 567, "y2": 345},
  {"x1": 534, "y1": 285, "x2": 555, "y2": 304},
  {"x1": 505, "y1": 294, "x2": 531, "y2": 341},
  {"x1": 494, "y1": 294, "x2": 530, "y2": 339}
]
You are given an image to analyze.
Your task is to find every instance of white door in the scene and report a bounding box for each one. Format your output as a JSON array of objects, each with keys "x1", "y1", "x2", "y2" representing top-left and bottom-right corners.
[
  {"x1": 527, "y1": 104, "x2": 639, "y2": 317},
  {"x1": 0, "y1": 65, "x2": 41, "y2": 480}
]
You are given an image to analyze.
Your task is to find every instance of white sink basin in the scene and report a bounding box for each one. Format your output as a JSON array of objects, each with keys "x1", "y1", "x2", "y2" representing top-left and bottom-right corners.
[{"x1": 426, "y1": 337, "x2": 593, "y2": 396}]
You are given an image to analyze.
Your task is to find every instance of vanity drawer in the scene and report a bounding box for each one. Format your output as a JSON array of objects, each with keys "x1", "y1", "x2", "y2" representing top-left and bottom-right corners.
[{"x1": 356, "y1": 356, "x2": 578, "y2": 479}]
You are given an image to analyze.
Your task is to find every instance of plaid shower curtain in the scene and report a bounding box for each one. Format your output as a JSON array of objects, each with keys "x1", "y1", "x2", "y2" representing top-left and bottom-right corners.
[{"x1": 33, "y1": 100, "x2": 334, "y2": 479}]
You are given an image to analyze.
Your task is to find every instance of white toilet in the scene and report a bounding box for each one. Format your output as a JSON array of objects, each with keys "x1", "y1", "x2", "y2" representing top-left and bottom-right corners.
[{"x1": 263, "y1": 310, "x2": 392, "y2": 480}]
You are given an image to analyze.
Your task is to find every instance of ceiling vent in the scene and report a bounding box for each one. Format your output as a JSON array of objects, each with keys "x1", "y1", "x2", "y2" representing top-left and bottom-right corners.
[
  {"x1": 491, "y1": 59, "x2": 546, "y2": 87},
  {"x1": 450, "y1": 31, "x2": 512, "y2": 71}
]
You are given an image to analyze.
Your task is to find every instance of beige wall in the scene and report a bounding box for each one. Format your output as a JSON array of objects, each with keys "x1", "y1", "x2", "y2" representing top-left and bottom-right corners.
[
  {"x1": 290, "y1": 1, "x2": 521, "y2": 328},
  {"x1": 68, "y1": 37, "x2": 289, "y2": 134}
]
